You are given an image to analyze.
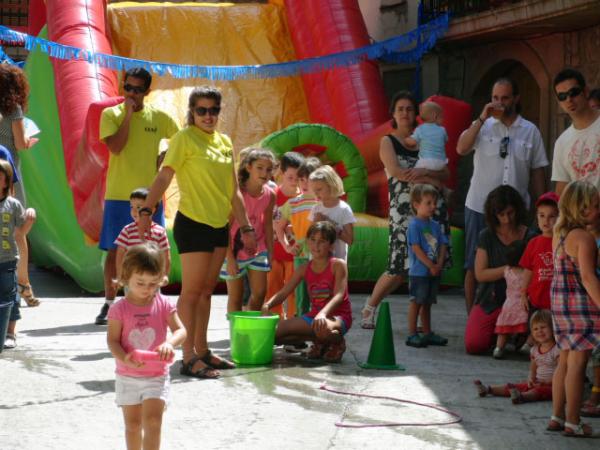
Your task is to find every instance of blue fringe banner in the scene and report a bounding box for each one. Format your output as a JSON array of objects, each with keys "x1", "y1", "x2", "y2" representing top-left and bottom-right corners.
[{"x1": 0, "y1": 14, "x2": 448, "y2": 80}]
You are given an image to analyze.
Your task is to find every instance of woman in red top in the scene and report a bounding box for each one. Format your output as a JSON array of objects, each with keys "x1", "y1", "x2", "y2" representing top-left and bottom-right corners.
[{"x1": 263, "y1": 221, "x2": 351, "y2": 363}]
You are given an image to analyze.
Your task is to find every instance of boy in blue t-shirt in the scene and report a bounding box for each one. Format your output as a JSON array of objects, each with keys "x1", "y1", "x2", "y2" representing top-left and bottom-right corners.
[{"x1": 406, "y1": 184, "x2": 448, "y2": 348}]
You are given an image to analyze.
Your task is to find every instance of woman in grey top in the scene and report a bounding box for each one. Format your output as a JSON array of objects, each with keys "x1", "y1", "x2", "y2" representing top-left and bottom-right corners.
[{"x1": 0, "y1": 65, "x2": 39, "y2": 307}]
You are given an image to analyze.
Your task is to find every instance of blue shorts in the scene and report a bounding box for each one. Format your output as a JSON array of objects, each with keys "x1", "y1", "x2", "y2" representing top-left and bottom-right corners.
[
  {"x1": 99, "y1": 200, "x2": 164, "y2": 251},
  {"x1": 220, "y1": 251, "x2": 270, "y2": 280},
  {"x1": 0, "y1": 260, "x2": 19, "y2": 322},
  {"x1": 301, "y1": 314, "x2": 349, "y2": 335},
  {"x1": 464, "y1": 206, "x2": 486, "y2": 270},
  {"x1": 409, "y1": 275, "x2": 440, "y2": 305}
]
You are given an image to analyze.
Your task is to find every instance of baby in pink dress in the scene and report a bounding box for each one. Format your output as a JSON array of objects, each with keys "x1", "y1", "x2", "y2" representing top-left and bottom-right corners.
[{"x1": 494, "y1": 240, "x2": 528, "y2": 359}]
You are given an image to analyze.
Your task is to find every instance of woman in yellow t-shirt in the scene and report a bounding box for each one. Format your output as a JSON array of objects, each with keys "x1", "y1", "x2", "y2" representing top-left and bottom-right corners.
[{"x1": 139, "y1": 86, "x2": 256, "y2": 379}]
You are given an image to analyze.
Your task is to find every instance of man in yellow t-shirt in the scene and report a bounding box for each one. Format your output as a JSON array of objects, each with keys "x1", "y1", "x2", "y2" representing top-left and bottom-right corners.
[{"x1": 95, "y1": 67, "x2": 179, "y2": 325}]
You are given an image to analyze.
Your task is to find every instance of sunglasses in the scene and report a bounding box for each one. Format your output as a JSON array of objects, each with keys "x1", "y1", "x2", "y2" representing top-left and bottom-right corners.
[
  {"x1": 194, "y1": 106, "x2": 221, "y2": 116},
  {"x1": 556, "y1": 86, "x2": 583, "y2": 102},
  {"x1": 499, "y1": 136, "x2": 510, "y2": 159},
  {"x1": 123, "y1": 84, "x2": 146, "y2": 94}
]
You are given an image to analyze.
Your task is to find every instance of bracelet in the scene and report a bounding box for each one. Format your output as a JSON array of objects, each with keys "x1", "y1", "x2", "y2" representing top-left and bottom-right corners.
[
  {"x1": 241, "y1": 225, "x2": 255, "y2": 233},
  {"x1": 478, "y1": 116, "x2": 485, "y2": 125},
  {"x1": 138, "y1": 207, "x2": 153, "y2": 216}
]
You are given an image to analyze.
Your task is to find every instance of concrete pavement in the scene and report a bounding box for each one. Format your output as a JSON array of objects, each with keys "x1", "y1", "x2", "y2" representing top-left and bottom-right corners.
[{"x1": 0, "y1": 267, "x2": 598, "y2": 449}]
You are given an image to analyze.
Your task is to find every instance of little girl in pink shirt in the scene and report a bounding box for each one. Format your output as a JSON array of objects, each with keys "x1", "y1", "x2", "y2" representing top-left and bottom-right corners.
[{"x1": 107, "y1": 243, "x2": 186, "y2": 450}]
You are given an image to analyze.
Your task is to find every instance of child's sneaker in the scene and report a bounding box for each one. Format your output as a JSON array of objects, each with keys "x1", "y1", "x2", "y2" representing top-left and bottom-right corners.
[
  {"x1": 422, "y1": 332, "x2": 448, "y2": 346},
  {"x1": 306, "y1": 342, "x2": 327, "y2": 359},
  {"x1": 493, "y1": 347, "x2": 505, "y2": 359},
  {"x1": 473, "y1": 379, "x2": 489, "y2": 397},
  {"x1": 406, "y1": 334, "x2": 428, "y2": 348},
  {"x1": 323, "y1": 338, "x2": 346, "y2": 363},
  {"x1": 508, "y1": 384, "x2": 524, "y2": 404}
]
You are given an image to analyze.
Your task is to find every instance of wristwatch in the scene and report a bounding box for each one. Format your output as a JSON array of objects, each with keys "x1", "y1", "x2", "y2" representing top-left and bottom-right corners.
[
  {"x1": 240, "y1": 225, "x2": 255, "y2": 233},
  {"x1": 138, "y1": 207, "x2": 153, "y2": 216}
]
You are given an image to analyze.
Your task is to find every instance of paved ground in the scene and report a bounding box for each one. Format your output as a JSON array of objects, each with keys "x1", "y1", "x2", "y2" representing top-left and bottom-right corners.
[{"x1": 1, "y1": 267, "x2": 599, "y2": 449}]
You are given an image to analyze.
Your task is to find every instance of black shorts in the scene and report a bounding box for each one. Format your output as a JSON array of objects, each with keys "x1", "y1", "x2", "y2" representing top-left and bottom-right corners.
[{"x1": 173, "y1": 212, "x2": 229, "y2": 254}]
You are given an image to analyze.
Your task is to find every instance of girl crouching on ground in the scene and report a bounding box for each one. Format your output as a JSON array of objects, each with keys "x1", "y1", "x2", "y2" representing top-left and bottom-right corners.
[
  {"x1": 107, "y1": 243, "x2": 186, "y2": 450},
  {"x1": 262, "y1": 221, "x2": 352, "y2": 363}
]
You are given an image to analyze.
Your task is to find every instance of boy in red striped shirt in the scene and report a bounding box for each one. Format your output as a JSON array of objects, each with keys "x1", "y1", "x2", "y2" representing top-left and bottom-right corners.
[{"x1": 114, "y1": 188, "x2": 171, "y2": 287}]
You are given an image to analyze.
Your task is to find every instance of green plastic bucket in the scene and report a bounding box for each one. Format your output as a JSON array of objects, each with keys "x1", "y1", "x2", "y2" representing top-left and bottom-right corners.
[{"x1": 227, "y1": 311, "x2": 279, "y2": 365}]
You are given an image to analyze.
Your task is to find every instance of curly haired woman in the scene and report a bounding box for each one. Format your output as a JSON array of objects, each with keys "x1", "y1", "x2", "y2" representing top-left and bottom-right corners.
[{"x1": 0, "y1": 65, "x2": 39, "y2": 308}]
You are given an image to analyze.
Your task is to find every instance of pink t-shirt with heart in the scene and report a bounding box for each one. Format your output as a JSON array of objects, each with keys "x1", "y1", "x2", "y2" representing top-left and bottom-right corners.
[{"x1": 108, "y1": 293, "x2": 176, "y2": 377}]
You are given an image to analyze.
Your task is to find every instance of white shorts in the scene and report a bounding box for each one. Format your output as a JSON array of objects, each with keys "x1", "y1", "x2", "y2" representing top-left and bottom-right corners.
[
  {"x1": 415, "y1": 158, "x2": 447, "y2": 171},
  {"x1": 115, "y1": 374, "x2": 170, "y2": 407}
]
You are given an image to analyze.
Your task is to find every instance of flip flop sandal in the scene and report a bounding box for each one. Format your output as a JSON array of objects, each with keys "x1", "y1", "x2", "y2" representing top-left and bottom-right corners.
[
  {"x1": 360, "y1": 303, "x2": 376, "y2": 329},
  {"x1": 180, "y1": 356, "x2": 220, "y2": 379},
  {"x1": 581, "y1": 401, "x2": 600, "y2": 417},
  {"x1": 563, "y1": 421, "x2": 593, "y2": 438},
  {"x1": 200, "y1": 349, "x2": 235, "y2": 370},
  {"x1": 18, "y1": 283, "x2": 40, "y2": 307},
  {"x1": 546, "y1": 415, "x2": 565, "y2": 432}
]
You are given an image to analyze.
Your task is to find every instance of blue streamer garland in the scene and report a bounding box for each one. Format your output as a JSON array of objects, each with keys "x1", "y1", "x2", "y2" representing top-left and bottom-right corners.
[{"x1": 0, "y1": 13, "x2": 448, "y2": 80}]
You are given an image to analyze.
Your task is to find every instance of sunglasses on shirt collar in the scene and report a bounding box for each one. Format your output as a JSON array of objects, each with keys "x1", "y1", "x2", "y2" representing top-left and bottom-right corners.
[
  {"x1": 194, "y1": 106, "x2": 221, "y2": 116},
  {"x1": 123, "y1": 84, "x2": 147, "y2": 94},
  {"x1": 556, "y1": 86, "x2": 583, "y2": 102},
  {"x1": 499, "y1": 136, "x2": 509, "y2": 159}
]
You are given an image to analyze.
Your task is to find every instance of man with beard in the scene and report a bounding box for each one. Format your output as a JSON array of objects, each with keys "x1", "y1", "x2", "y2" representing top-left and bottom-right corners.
[
  {"x1": 552, "y1": 69, "x2": 600, "y2": 196},
  {"x1": 95, "y1": 67, "x2": 179, "y2": 325},
  {"x1": 457, "y1": 78, "x2": 548, "y2": 313}
]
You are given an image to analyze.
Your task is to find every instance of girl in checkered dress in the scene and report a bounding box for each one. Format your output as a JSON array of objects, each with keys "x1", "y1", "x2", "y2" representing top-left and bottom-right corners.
[{"x1": 548, "y1": 180, "x2": 600, "y2": 437}]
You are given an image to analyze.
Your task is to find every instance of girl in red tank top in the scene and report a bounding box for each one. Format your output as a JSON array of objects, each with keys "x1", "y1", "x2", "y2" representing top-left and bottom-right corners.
[
  {"x1": 222, "y1": 148, "x2": 276, "y2": 312},
  {"x1": 263, "y1": 221, "x2": 351, "y2": 363}
]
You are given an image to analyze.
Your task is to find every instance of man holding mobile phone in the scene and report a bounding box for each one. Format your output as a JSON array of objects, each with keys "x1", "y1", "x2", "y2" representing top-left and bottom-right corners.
[
  {"x1": 457, "y1": 77, "x2": 548, "y2": 313},
  {"x1": 95, "y1": 67, "x2": 180, "y2": 325}
]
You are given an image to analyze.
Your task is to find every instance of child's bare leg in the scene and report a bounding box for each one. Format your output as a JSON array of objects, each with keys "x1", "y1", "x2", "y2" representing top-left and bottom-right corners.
[
  {"x1": 122, "y1": 405, "x2": 143, "y2": 450},
  {"x1": 226, "y1": 278, "x2": 245, "y2": 313},
  {"x1": 565, "y1": 350, "x2": 590, "y2": 425},
  {"x1": 274, "y1": 317, "x2": 313, "y2": 345},
  {"x1": 419, "y1": 304, "x2": 432, "y2": 335},
  {"x1": 142, "y1": 399, "x2": 165, "y2": 450},
  {"x1": 407, "y1": 301, "x2": 420, "y2": 335},
  {"x1": 496, "y1": 334, "x2": 508, "y2": 350},
  {"x1": 551, "y1": 350, "x2": 568, "y2": 421},
  {"x1": 247, "y1": 270, "x2": 267, "y2": 311}
]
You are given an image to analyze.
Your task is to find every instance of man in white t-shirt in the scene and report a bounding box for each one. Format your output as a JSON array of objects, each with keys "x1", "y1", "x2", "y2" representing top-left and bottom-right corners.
[
  {"x1": 551, "y1": 69, "x2": 600, "y2": 196},
  {"x1": 456, "y1": 78, "x2": 548, "y2": 313}
]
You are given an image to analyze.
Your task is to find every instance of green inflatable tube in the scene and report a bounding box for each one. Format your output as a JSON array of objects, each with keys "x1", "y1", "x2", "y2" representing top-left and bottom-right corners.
[
  {"x1": 22, "y1": 28, "x2": 104, "y2": 292},
  {"x1": 261, "y1": 123, "x2": 367, "y2": 213}
]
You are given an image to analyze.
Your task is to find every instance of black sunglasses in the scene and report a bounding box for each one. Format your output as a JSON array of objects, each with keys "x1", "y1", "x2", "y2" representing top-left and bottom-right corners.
[
  {"x1": 194, "y1": 106, "x2": 221, "y2": 116},
  {"x1": 499, "y1": 136, "x2": 510, "y2": 159},
  {"x1": 556, "y1": 86, "x2": 583, "y2": 102},
  {"x1": 123, "y1": 84, "x2": 146, "y2": 94}
]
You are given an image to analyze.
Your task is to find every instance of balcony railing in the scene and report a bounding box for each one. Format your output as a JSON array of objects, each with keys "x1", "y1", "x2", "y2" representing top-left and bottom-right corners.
[{"x1": 420, "y1": 0, "x2": 524, "y2": 22}]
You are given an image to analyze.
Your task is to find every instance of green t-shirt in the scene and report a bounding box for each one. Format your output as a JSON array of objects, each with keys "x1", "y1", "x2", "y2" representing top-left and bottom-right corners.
[
  {"x1": 100, "y1": 103, "x2": 180, "y2": 200},
  {"x1": 163, "y1": 126, "x2": 234, "y2": 228}
]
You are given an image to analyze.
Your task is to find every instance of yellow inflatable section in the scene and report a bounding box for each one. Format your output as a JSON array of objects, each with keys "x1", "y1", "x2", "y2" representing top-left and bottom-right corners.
[{"x1": 107, "y1": 2, "x2": 310, "y2": 151}]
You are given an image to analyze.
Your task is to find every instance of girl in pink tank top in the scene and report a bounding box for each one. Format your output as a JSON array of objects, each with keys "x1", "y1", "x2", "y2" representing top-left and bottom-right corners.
[
  {"x1": 263, "y1": 221, "x2": 352, "y2": 363},
  {"x1": 222, "y1": 148, "x2": 276, "y2": 312}
]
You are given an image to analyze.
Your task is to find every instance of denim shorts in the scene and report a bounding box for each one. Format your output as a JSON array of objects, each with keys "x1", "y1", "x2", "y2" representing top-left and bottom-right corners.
[
  {"x1": 115, "y1": 374, "x2": 170, "y2": 407},
  {"x1": 409, "y1": 275, "x2": 440, "y2": 305},
  {"x1": 99, "y1": 200, "x2": 164, "y2": 251},
  {"x1": 301, "y1": 314, "x2": 349, "y2": 335},
  {"x1": 464, "y1": 206, "x2": 486, "y2": 270},
  {"x1": 0, "y1": 260, "x2": 18, "y2": 322}
]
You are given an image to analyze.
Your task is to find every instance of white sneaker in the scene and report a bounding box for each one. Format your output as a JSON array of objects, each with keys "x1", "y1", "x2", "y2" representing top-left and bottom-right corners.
[
  {"x1": 3, "y1": 333, "x2": 16, "y2": 349},
  {"x1": 519, "y1": 343, "x2": 532, "y2": 355},
  {"x1": 493, "y1": 347, "x2": 504, "y2": 359}
]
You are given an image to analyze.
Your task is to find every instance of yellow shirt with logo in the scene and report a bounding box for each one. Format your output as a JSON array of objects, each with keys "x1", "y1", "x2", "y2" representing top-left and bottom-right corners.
[
  {"x1": 163, "y1": 126, "x2": 234, "y2": 228},
  {"x1": 100, "y1": 103, "x2": 180, "y2": 200}
]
